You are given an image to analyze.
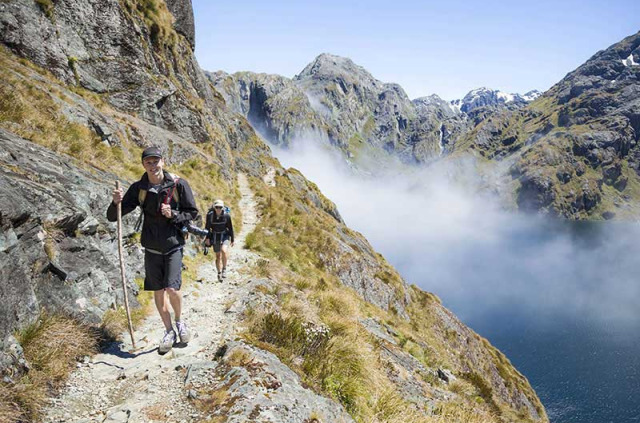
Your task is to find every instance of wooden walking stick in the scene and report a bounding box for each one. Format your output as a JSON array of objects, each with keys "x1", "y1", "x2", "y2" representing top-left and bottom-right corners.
[{"x1": 115, "y1": 181, "x2": 136, "y2": 349}]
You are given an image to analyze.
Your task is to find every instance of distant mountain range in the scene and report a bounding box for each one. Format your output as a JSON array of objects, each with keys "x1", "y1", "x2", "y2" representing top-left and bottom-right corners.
[
  {"x1": 207, "y1": 31, "x2": 640, "y2": 219},
  {"x1": 206, "y1": 55, "x2": 539, "y2": 164}
]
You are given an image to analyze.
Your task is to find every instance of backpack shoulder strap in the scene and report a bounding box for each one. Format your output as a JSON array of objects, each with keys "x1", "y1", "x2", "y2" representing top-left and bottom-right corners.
[
  {"x1": 138, "y1": 189, "x2": 147, "y2": 206},
  {"x1": 168, "y1": 173, "x2": 180, "y2": 204}
]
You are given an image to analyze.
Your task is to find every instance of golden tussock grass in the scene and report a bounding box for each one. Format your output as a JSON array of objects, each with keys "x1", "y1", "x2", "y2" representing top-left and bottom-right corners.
[{"x1": 0, "y1": 314, "x2": 99, "y2": 423}]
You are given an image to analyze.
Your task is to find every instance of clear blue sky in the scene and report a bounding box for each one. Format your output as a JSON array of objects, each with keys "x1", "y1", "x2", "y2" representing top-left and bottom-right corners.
[{"x1": 193, "y1": 0, "x2": 639, "y2": 101}]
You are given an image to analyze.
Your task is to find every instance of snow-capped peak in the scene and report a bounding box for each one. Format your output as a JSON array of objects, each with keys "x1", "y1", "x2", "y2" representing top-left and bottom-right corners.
[
  {"x1": 622, "y1": 53, "x2": 639, "y2": 67},
  {"x1": 450, "y1": 87, "x2": 540, "y2": 114},
  {"x1": 496, "y1": 91, "x2": 516, "y2": 103},
  {"x1": 522, "y1": 90, "x2": 542, "y2": 101}
]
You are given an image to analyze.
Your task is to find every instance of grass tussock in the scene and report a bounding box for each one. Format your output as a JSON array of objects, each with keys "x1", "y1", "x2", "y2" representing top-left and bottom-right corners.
[
  {"x1": 17, "y1": 315, "x2": 98, "y2": 384},
  {"x1": 0, "y1": 314, "x2": 99, "y2": 423},
  {"x1": 429, "y1": 401, "x2": 496, "y2": 423},
  {"x1": 35, "y1": 0, "x2": 54, "y2": 20},
  {"x1": 123, "y1": 0, "x2": 177, "y2": 48},
  {"x1": 246, "y1": 311, "x2": 368, "y2": 415}
]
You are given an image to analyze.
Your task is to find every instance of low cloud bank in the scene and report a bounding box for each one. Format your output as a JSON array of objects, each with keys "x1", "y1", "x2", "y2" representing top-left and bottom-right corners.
[{"x1": 271, "y1": 139, "x2": 640, "y2": 330}]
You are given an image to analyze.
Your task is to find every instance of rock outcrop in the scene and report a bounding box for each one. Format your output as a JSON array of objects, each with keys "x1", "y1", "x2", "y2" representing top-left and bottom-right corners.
[
  {"x1": 166, "y1": 0, "x2": 195, "y2": 50},
  {"x1": 0, "y1": 128, "x2": 143, "y2": 368}
]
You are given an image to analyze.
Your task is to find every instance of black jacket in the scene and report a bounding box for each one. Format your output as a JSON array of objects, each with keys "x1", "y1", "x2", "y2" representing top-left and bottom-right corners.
[
  {"x1": 205, "y1": 209, "x2": 234, "y2": 243},
  {"x1": 107, "y1": 172, "x2": 199, "y2": 253}
]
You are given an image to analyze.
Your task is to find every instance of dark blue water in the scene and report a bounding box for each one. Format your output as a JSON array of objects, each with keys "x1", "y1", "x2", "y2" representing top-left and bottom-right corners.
[
  {"x1": 469, "y1": 309, "x2": 640, "y2": 422},
  {"x1": 272, "y1": 143, "x2": 640, "y2": 423},
  {"x1": 394, "y1": 221, "x2": 640, "y2": 423}
]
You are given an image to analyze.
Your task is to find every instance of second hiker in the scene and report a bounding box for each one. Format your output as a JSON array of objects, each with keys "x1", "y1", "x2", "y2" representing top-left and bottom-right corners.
[{"x1": 205, "y1": 199, "x2": 234, "y2": 281}]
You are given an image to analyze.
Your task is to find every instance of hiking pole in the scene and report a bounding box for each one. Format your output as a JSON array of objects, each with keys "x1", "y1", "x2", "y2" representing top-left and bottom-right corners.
[{"x1": 115, "y1": 181, "x2": 136, "y2": 349}]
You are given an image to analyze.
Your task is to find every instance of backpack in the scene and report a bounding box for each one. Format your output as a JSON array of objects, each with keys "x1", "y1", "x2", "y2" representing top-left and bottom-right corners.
[
  {"x1": 137, "y1": 174, "x2": 181, "y2": 206},
  {"x1": 206, "y1": 206, "x2": 231, "y2": 238},
  {"x1": 207, "y1": 206, "x2": 231, "y2": 222}
]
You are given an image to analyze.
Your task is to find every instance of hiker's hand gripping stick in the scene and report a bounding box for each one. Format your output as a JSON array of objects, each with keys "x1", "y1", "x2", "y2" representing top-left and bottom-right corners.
[{"x1": 112, "y1": 187, "x2": 123, "y2": 205}]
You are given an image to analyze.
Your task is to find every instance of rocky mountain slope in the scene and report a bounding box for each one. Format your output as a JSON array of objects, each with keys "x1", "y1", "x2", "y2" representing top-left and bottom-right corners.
[
  {"x1": 453, "y1": 31, "x2": 640, "y2": 219},
  {"x1": 208, "y1": 55, "x2": 469, "y2": 164},
  {"x1": 0, "y1": 1, "x2": 547, "y2": 422},
  {"x1": 207, "y1": 56, "x2": 540, "y2": 167}
]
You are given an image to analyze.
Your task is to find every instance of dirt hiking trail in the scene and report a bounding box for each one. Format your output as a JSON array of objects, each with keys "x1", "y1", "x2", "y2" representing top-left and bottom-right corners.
[{"x1": 44, "y1": 173, "x2": 262, "y2": 423}]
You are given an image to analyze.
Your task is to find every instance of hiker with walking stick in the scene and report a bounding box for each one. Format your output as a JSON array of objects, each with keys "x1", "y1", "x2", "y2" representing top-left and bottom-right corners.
[{"x1": 107, "y1": 146, "x2": 199, "y2": 354}]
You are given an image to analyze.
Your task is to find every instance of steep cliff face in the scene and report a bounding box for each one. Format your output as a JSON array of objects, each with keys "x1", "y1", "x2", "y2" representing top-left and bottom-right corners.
[
  {"x1": 0, "y1": 0, "x2": 265, "y2": 167},
  {"x1": 207, "y1": 70, "x2": 330, "y2": 147},
  {"x1": 453, "y1": 31, "x2": 640, "y2": 219},
  {"x1": 0, "y1": 1, "x2": 547, "y2": 422}
]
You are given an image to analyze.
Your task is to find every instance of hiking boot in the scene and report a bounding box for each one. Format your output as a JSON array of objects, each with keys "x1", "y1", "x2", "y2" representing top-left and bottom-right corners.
[
  {"x1": 176, "y1": 320, "x2": 191, "y2": 344},
  {"x1": 221, "y1": 268, "x2": 227, "y2": 279},
  {"x1": 217, "y1": 271, "x2": 222, "y2": 282},
  {"x1": 158, "y1": 329, "x2": 176, "y2": 354}
]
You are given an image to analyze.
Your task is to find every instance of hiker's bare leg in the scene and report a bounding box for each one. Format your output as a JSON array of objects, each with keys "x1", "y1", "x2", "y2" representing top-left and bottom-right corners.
[
  {"x1": 166, "y1": 288, "x2": 182, "y2": 321},
  {"x1": 215, "y1": 252, "x2": 222, "y2": 272},
  {"x1": 221, "y1": 244, "x2": 229, "y2": 269},
  {"x1": 154, "y1": 290, "x2": 172, "y2": 331}
]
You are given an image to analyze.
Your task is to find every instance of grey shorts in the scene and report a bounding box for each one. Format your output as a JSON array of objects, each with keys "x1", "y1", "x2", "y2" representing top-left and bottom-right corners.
[
  {"x1": 144, "y1": 248, "x2": 183, "y2": 291},
  {"x1": 213, "y1": 236, "x2": 231, "y2": 253}
]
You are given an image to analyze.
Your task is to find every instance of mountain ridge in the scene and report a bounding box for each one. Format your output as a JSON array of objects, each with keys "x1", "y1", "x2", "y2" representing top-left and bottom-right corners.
[{"x1": 208, "y1": 53, "x2": 540, "y2": 167}]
